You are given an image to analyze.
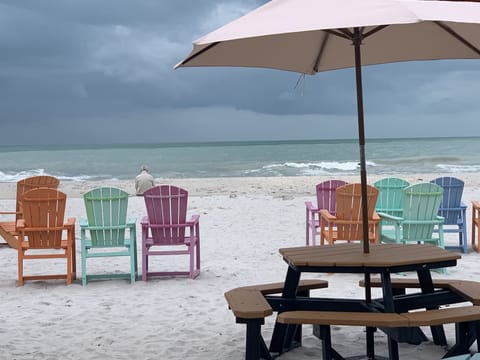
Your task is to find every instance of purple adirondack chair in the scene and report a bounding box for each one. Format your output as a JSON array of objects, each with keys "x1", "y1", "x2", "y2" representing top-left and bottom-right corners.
[
  {"x1": 305, "y1": 179, "x2": 348, "y2": 246},
  {"x1": 141, "y1": 185, "x2": 200, "y2": 280}
]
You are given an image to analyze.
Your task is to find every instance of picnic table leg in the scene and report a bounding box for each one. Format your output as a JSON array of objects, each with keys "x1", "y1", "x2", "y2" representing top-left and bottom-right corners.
[
  {"x1": 269, "y1": 267, "x2": 301, "y2": 354},
  {"x1": 318, "y1": 325, "x2": 344, "y2": 360},
  {"x1": 364, "y1": 273, "x2": 376, "y2": 360},
  {"x1": 380, "y1": 273, "x2": 400, "y2": 360},
  {"x1": 443, "y1": 321, "x2": 479, "y2": 358},
  {"x1": 239, "y1": 318, "x2": 266, "y2": 360},
  {"x1": 418, "y1": 268, "x2": 447, "y2": 346}
]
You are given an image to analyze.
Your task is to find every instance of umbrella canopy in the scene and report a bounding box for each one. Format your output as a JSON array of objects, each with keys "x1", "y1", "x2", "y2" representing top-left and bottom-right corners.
[
  {"x1": 176, "y1": 0, "x2": 480, "y2": 74},
  {"x1": 176, "y1": 0, "x2": 480, "y2": 253}
]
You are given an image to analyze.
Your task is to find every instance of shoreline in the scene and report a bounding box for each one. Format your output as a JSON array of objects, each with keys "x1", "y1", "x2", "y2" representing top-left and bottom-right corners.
[{"x1": 2, "y1": 173, "x2": 480, "y2": 199}]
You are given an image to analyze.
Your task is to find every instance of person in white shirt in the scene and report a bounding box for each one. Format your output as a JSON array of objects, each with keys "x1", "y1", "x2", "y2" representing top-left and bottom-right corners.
[{"x1": 135, "y1": 165, "x2": 155, "y2": 195}]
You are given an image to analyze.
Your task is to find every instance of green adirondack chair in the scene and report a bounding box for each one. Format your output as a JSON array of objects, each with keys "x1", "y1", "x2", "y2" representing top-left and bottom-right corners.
[
  {"x1": 80, "y1": 187, "x2": 137, "y2": 286},
  {"x1": 378, "y1": 182, "x2": 445, "y2": 248},
  {"x1": 374, "y1": 177, "x2": 410, "y2": 219}
]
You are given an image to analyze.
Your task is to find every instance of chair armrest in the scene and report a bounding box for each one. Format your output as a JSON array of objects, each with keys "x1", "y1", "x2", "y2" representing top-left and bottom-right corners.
[
  {"x1": 16, "y1": 219, "x2": 25, "y2": 229},
  {"x1": 65, "y1": 217, "x2": 76, "y2": 226},
  {"x1": 140, "y1": 215, "x2": 149, "y2": 225},
  {"x1": 79, "y1": 218, "x2": 88, "y2": 227},
  {"x1": 188, "y1": 214, "x2": 200, "y2": 224},
  {"x1": 305, "y1": 201, "x2": 318, "y2": 212},
  {"x1": 0, "y1": 210, "x2": 19, "y2": 215},
  {"x1": 126, "y1": 217, "x2": 136, "y2": 226},
  {"x1": 473, "y1": 200, "x2": 480, "y2": 210},
  {"x1": 436, "y1": 215, "x2": 445, "y2": 222},
  {"x1": 319, "y1": 209, "x2": 335, "y2": 221},
  {"x1": 377, "y1": 212, "x2": 402, "y2": 222},
  {"x1": 402, "y1": 219, "x2": 444, "y2": 225}
]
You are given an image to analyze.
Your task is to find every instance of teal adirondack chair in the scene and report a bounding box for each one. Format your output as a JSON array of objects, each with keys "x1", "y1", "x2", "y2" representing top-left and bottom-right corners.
[
  {"x1": 379, "y1": 182, "x2": 445, "y2": 248},
  {"x1": 444, "y1": 354, "x2": 480, "y2": 360},
  {"x1": 80, "y1": 187, "x2": 137, "y2": 286},
  {"x1": 374, "y1": 177, "x2": 410, "y2": 218}
]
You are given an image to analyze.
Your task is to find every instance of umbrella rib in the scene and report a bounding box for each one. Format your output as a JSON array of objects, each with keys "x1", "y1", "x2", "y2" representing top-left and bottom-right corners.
[
  {"x1": 434, "y1": 21, "x2": 480, "y2": 56},
  {"x1": 363, "y1": 25, "x2": 389, "y2": 39},
  {"x1": 176, "y1": 42, "x2": 220, "y2": 67},
  {"x1": 326, "y1": 29, "x2": 352, "y2": 40},
  {"x1": 313, "y1": 33, "x2": 330, "y2": 73}
]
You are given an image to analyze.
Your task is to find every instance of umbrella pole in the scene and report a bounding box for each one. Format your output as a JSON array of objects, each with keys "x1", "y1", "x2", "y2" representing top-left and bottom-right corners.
[
  {"x1": 353, "y1": 28, "x2": 370, "y2": 255},
  {"x1": 354, "y1": 27, "x2": 376, "y2": 360}
]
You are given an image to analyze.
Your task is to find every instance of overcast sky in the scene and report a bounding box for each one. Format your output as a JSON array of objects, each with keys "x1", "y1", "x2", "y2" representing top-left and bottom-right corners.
[{"x1": 1, "y1": 0, "x2": 480, "y2": 145}]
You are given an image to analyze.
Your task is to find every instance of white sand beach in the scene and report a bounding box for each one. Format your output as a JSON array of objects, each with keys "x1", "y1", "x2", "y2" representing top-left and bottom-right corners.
[{"x1": 1, "y1": 174, "x2": 480, "y2": 359}]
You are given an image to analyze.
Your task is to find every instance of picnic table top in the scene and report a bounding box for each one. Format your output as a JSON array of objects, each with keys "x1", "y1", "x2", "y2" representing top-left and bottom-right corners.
[{"x1": 279, "y1": 243, "x2": 461, "y2": 268}]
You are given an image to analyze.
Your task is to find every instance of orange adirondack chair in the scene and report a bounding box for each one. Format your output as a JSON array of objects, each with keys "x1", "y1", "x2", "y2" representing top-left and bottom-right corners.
[
  {"x1": 320, "y1": 183, "x2": 380, "y2": 245},
  {"x1": 0, "y1": 175, "x2": 59, "y2": 249},
  {"x1": 16, "y1": 188, "x2": 76, "y2": 286}
]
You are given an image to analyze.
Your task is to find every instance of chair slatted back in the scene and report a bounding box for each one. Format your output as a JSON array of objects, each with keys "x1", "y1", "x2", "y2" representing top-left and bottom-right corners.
[
  {"x1": 374, "y1": 177, "x2": 410, "y2": 217},
  {"x1": 83, "y1": 187, "x2": 129, "y2": 247},
  {"x1": 144, "y1": 185, "x2": 188, "y2": 246},
  {"x1": 22, "y1": 188, "x2": 66, "y2": 249},
  {"x1": 431, "y1": 176, "x2": 464, "y2": 225},
  {"x1": 335, "y1": 183, "x2": 378, "y2": 240},
  {"x1": 402, "y1": 183, "x2": 443, "y2": 241},
  {"x1": 16, "y1": 176, "x2": 60, "y2": 222},
  {"x1": 316, "y1": 180, "x2": 348, "y2": 214}
]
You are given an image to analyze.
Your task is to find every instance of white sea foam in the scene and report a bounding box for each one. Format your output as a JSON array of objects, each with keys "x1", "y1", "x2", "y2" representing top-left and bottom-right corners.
[
  {"x1": 437, "y1": 164, "x2": 480, "y2": 172},
  {"x1": 0, "y1": 169, "x2": 96, "y2": 183}
]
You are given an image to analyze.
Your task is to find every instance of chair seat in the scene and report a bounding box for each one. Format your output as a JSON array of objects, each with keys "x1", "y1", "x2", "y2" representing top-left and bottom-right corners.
[
  {"x1": 20, "y1": 239, "x2": 70, "y2": 250},
  {"x1": 144, "y1": 236, "x2": 196, "y2": 247}
]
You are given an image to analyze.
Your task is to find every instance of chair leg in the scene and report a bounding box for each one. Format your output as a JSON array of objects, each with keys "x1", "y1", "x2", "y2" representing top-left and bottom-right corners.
[
  {"x1": 17, "y1": 248, "x2": 24, "y2": 287},
  {"x1": 197, "y1": 240, "x2": 200, "y2": 271},
  {"x1": 130, "y1": 244, "x2": 136, "y2": 284},
  {"x1": 81, "y1": 245, "x2": 88, "y2": 287},
  {"x1": 462, "y1": 226, "x2": 468, "y2": 253},
  {"x1": 190, "y1": 246, "x2": 195, "y2": 279},
  {"x1": 66, "y1": 247, "x2": 72, "y2": 285},
  {"x1": 305, "y1": 216, "x2": 309, "y2": 246},
  {"x1": 142, "y1": 251, "x2": 148, "y2": 281}
]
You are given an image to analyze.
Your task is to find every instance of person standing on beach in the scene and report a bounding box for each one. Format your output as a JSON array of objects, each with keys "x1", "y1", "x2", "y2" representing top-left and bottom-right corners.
[{"x1": 135, "y1": 165, "x2": 155, "y2": 195}]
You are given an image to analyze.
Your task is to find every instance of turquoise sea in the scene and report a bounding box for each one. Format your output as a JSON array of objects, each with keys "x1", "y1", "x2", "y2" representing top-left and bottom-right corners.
[{"x1": 0, "y1": 137, "x2": 479, "y2": 182}]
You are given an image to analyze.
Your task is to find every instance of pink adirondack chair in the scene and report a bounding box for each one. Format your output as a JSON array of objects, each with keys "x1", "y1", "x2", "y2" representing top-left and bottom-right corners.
[
  {"x1": 141, "y1": 185, "x2": 200, "y2": 280},
  {"x1": 305, "y1": 180, "x2": 348, "y2": 245}
]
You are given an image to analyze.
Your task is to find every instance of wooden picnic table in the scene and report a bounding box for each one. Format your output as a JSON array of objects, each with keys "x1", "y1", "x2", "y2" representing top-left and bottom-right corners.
[{"x1": 267, "y1": 243, "x2": 463, "y2": 359}]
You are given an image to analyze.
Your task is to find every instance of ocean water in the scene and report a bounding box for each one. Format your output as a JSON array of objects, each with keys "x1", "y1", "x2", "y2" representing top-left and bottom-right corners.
[{"x1": 0, "y1": 137, "x2": 479, "y2": 182}]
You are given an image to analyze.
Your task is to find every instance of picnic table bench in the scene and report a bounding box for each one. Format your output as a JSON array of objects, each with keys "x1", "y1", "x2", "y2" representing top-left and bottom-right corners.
[
  {"x1": 224, "y1": 279, "x2": 328, "y2": 360},
  {"x1": 278, "y1": 306, "x2": 480, "y2": 360},
  {"x1": 359, "y1": 278, "x2": 480, "y2": 305}
]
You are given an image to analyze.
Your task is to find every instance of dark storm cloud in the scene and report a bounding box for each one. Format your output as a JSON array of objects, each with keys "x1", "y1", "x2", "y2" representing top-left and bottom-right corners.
[{"x1": 0, "y1": 0, "x2": 479, "y2": 144}]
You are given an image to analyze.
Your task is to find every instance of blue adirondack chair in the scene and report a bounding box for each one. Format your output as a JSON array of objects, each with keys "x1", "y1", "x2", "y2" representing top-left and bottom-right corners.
[
  {"x1": 431, "y1": 177, "x2": 468, "y2": 253},
  {"x1": 80, "y1": 187, "x2": 137, "y2": 286},
  {"x1": 379, "y1": 182, "x2": 445, "y2": 249}
]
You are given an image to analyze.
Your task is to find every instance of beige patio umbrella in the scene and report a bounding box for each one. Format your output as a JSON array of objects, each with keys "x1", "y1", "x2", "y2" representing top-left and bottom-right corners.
[{"x1": 176, "y1": 0, "x2": 480, "y2": 254}]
